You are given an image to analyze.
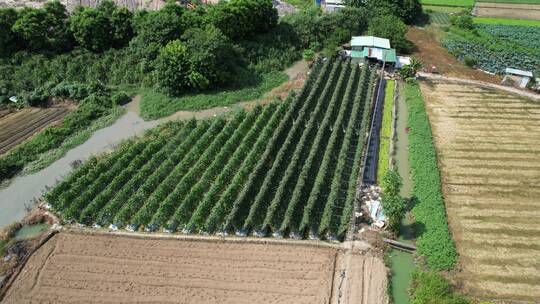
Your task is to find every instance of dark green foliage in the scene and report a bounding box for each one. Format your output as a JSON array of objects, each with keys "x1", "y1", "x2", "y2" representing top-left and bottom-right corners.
[
  {"x1": 449, "y1": 11, "x2": 473, "y2": 29},
  {"x1": 282, "y1": 7, "x2": 369, "y2": 52},
  {"x1": 368, "y1": 15, "x2": 411, "y2": 53},
  {"x1": 69, "y1": 8, "x2": 111, "y2": 52},
  {"x1": 155, "y1": 40, "x2": 190, "y2": 95},
  {"x1": 381, "y1": 193, "x2": 405, "y2": 233},
  {"x1": 205, "y1": 0, "x2": 277, "y2": 40},
  {"x1": 380, "y1": 170, "x2": 405, "y2": 233},
  {"x1": 111, "y1": 91, "x2": 131, "y2": 105},
  {"x1": 381, "y1": 170, "x2": 402, "y2": 198},
  {"x1": 12, "y1": 1, "x2": 72, "y2": 52},
  {"x1": 0, "y1": 8, "x2": 18, "y2": 56},
  {"x1": 181, "y1": 25, "x2": 238, "y2": 90},
  {"x1": 411, "y1": 271, "x2": 469, "y2": 304},
  {"x1": 69, "y1": 1, "x2": 134, "y2": 52},
  {"x1": 364, "y1": 0, "x2": 422, "y2": 24},
  {"x1": 405, "y1": 83, "x2": 457, "y2": 270}
]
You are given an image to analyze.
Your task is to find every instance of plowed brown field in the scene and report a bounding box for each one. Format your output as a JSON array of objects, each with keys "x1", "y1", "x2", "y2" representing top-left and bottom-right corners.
[
  {"x1": 420, "y1": 79, "x2": 540, "y2": 303},
  {"x1": 0, "y1": 107, "x2": 70, "y2": 154},
  {"x1": 2, "y1": 232, "x2": 388, "y2": 304}
]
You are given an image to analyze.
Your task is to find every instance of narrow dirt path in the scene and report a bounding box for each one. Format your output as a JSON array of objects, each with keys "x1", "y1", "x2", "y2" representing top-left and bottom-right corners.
[{"x1": 0, "y1": 61, "x2": 309, "y2": 229}]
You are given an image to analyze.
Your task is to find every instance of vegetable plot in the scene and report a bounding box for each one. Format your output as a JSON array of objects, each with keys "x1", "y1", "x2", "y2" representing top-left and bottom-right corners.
[{"x1": 46, "y1": 59, "x2": 376, "y2": 240}]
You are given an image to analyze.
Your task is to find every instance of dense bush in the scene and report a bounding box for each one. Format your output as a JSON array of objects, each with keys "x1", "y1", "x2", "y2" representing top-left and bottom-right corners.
[
  {"x1": 405, "y1": 83, "x2": 457, "y2": 270},
  {"x1": 346, "y1": 0, "x2": 422, "y2": 24},
  {"x1": 69, "y1": 1, "x2": 133, "y2": 52},
  {"x1": 411, "y1": 271, "x2": 469, "y2": 304},
  {"x1": 380, "y1": 170, "x2": 405, "y2": 233},
  {"x1": 368, "y1": 15, "x2": 411, "y2": 53}
]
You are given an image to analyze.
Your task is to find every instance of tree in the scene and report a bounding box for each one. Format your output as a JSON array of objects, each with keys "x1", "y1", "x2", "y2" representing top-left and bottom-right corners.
[
  {"x1": 69, "y1": 7, "x2": 111, "y2": 52},
  {"x1": 381, "y1": 170, "x2": 403, "y2": 199},
  {"x1": 0, "y1": 8, "x2": 18, "y2": 56},
  {"x1": 43, "y1": 1, "x2": 73, "y2": 51},
  {"x1": 181, "y1": 25, "x2": 238, "y2": 90},
  {"x1": 399, "y1": 56, "x2": 422, "y2": 79},
  {"x1": 450, "y1": 11, "x2": 474, "y2": 30},
  {"x1": 109, "y1": 7, "x2": 134, "y2": 48},
  {"x1": 205, "y1": 0, "x2": 277, "y2": 40},
  {"x1": 381, "y1": 195, "x2": 405, "y2": 233},
  {"x1": 368, "y1": 15, "x2": 412, "y2": 53},
  {"x1": 364, "y1": 0, "x2": 422, "y2": 24},
  {"x1": 132, "y1": 6, "x2": 184, "y2": 46},
  {"x1": 155, "y1": 39, "x2": 190, "y2": 95},
  {"x1": 380, "y1": 170, "x2": 405, "y2": 233},
  {"x1": 12, "y1": 8, "x2": 49, "y2": 51}
]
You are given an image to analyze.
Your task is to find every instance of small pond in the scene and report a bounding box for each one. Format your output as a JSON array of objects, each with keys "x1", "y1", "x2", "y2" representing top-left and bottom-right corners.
[{"x1": 13, "y1": 223, "x2": 50, "y2": 240}]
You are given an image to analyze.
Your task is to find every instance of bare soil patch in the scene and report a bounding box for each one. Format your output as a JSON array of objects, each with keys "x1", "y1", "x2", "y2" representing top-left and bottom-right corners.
[
  {"x1": 406, "y1": 27, "x2": 501, "y2": 84},
  {"x1": 420, "y1": 79, "x2": 540, "y2": 303},
  {"x1": 2, "y1": 232, "x2": 387, "y2": 304},
  {"x1": 0, "y1": 107, "x2": 72, "y2": 155},
  {"x1": 474, "y1": 2, "x2": 540, "y2": 20}
]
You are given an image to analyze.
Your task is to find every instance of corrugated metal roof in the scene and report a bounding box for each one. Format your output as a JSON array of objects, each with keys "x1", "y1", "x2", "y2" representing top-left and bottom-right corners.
[
  {"x1": 351, "y1": 50, "x2": 363, "y2": 58},
  {"x1": 350, "y1": 36, "x2": 391, "y2": 49},
  {"x1": 505, "y1": 67, "x2": 533, "y2": 77}
]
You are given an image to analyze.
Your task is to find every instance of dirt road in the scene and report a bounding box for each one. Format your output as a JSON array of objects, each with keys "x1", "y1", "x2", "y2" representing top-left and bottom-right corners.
[
  {"x1": 2, "y1": 232, "x2": 388, "y2": 304},
  {"x1": 406, "y1": 27, "x2": 501, "y2": 84}
]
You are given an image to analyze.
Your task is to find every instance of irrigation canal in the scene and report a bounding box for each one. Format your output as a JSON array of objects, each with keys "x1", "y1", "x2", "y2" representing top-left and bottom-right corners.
[
  {"x1": 0, "y1": 111, "x2": 158, "y2": 229},
  {"x1": 388, "y1": 81, "x2": 415, "y2": 304}
]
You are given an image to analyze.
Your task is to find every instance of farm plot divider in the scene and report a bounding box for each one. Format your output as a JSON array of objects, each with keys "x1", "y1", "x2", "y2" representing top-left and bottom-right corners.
[{"x1": 46, "y1": 58, "x2": 378, "y2": 240}]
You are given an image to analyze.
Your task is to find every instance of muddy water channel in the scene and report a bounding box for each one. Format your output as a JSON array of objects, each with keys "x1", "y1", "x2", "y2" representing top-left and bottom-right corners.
[
  {"x1": 0, "y1": 111, "x2": 158, "y2": 228},
  {"x1": 388, "y1": 83, "x2": 415, "y2": 304}
]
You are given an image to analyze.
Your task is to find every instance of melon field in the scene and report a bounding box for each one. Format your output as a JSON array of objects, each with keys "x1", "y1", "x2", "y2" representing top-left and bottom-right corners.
[
  {"x1": 45, "y1": 59, "x2": 377, "y2": 240},
  {"x1": 420, "y1": 79, "x2": 540, "y2": 302}
]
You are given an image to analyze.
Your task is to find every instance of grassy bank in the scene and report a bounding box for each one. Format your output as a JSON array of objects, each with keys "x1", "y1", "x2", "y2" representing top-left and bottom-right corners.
[
  {"x1": 377, "y1": 79, "x2": 394, "y2": 183},
  {"x1": 420, "y1": 0, "x2": 473, "y2": 7},
  {"x1": 22, "y1": 106, "x2": 125, "y2": 174},
  {"x1": 140, "y1": 71, "x2": 288, "y2": 120},
  {"x1": 404, "y1": 83, "x2": 456, "y2": 271}
]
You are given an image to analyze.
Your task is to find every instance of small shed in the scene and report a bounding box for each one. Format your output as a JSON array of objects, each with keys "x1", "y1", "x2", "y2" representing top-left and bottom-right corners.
[
  {"x1": 503, "y1": 68, "x2": 533, "y2": 88},
  {"x1": 320, "y1": 0, "x2": 345, "y2": 12}
]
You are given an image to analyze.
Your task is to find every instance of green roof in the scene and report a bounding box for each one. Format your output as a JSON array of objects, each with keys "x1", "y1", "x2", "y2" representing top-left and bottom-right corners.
[
  {"x1": 361, "y1": 47, "x2": 397, "y2": 63},
  {"x1": 351, "y1": 50, "x2": 363, "y2": 58}
]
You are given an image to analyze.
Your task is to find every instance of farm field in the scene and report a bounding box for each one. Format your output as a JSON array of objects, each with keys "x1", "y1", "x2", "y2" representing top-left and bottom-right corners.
[
  {"x1": 420, "y1": 0, "x2": 473, "y2": 7},
  {"x1": 0, "y1": 107, "x2": 71, "y2": 154},
  {"x1": 2, "y1": 232, "x2": 386, "y2": 304},
  {"x1": 476, "y1": 0, "x2": 540, "y2": 3},
  {"x1": 45, "y1": 59, "x2": 376, "y2": 240},
  {"x1": 444, "y1": 24, "x2": 540, "y2": 74},
  {"x1": 474, "y1": 2, "x2": 540, "y2": 19},
  {"x1": 420, "y1": 79, "x2": 540, "y2": 302},
  {"x1": 474, "y1": 17, "x2": 540, "y2": 26}
]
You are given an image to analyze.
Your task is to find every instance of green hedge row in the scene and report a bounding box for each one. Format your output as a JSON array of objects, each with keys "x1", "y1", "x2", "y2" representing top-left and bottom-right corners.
[{"x1": 405, "y1": 83, "x2": 457, "y2": 270}]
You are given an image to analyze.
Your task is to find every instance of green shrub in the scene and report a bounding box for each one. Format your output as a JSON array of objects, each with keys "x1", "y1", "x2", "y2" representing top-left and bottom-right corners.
[
  {"x1": 405, "y1": 83, "x2": 457, "y2": 270},
  {"x1": 463, "y1": 55, "x2": 477, "y2": 67},
  {"x1": 411, "y1": 271, "x2": 469, "y2": 304},
  {"x1": 111, "y1": 91, "x2": 131, "y2": 105}
]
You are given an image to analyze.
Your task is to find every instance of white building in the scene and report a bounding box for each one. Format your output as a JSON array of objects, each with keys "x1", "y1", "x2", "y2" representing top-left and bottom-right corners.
[{"x1": 503, "y1": 68, "x2": 533, "y2": 89}]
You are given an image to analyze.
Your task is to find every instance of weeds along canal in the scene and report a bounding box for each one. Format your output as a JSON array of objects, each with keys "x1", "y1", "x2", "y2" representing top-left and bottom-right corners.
[
  {"x1": 0, "y1": 111, "x2": 158, "y2": 229},
  {"x1": 388, "y1": 81, "x2": 415, "y2": 304}
]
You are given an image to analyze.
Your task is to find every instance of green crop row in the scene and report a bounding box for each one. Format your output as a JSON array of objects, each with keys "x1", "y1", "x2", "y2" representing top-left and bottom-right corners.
[
  {"x1": 405, "y1": 83, "x2": 457, "y2": 270},
  {"x1": 377, "y1": 80, "x2": 395, "y2": 183},
  {"x1": 45, "y1": 59, "x2": 375, "y2": 241}
]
